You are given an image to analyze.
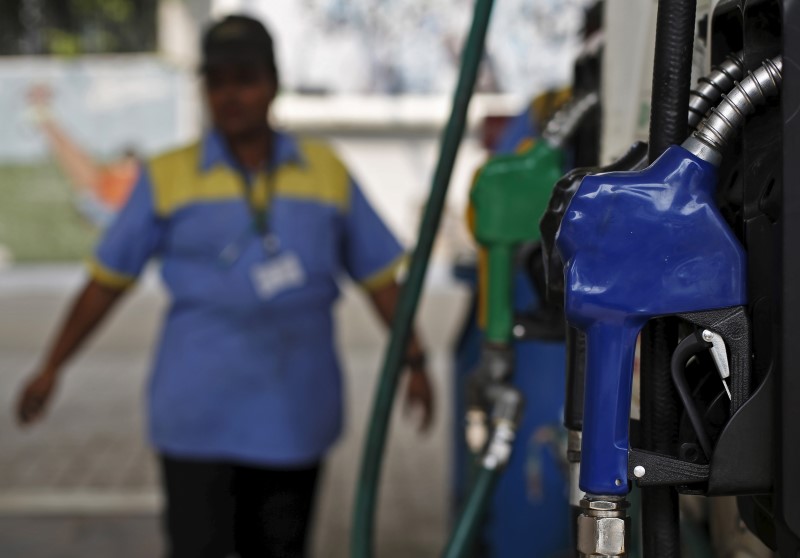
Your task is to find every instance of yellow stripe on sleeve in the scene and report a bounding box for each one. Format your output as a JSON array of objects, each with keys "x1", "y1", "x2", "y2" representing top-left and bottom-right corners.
[
  {"x1": 360, "y1": 254, "x2": 408, "y2": 292},
  {"x1": 86, "y1": 258, "x2": 137, "y2": 290}
]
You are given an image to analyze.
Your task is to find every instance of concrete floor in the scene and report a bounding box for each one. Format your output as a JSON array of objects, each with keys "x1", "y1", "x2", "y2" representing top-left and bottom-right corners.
[{"x1": 0, "y1": 265, "x2": 470, "y2": 557}]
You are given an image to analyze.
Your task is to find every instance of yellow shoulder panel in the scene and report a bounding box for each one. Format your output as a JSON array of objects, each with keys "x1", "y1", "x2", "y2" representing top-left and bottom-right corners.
[
  {"x1": 275, "y1": 139, "x2": 351, "y2": 210},
  {"x1": 148, "y1": 142, "x2": 241, "y2": 216}
]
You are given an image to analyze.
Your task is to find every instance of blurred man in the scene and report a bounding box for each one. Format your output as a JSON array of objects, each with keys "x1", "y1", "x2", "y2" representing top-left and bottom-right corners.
[
  {"x1": 17, "y1": 14, "x2": 433, "y2": 558},
  {"x1": 28, "y1": 85, "x2": 139, "y2": 228}
]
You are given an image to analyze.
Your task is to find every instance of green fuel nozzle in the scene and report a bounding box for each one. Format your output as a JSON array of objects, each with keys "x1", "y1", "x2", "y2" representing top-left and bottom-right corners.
[{"x1": 470, "y1": 140, "x2": 564, "y2": 345}]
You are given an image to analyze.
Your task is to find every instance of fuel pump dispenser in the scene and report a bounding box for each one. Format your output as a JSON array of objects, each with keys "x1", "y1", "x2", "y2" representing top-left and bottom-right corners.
[{"x1": 554, "y1": 57, "x2": 782, "y2": 557}]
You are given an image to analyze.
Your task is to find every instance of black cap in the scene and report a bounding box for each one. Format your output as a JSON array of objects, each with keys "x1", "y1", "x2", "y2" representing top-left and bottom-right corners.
[{"x1": 200, "y1": 14, "x2": 278, "y2": 82}]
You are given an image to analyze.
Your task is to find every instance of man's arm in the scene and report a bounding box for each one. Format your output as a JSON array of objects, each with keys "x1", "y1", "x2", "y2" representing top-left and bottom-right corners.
[{"x1": 17, "y1": 280, "x2": 126, "y2": 425}]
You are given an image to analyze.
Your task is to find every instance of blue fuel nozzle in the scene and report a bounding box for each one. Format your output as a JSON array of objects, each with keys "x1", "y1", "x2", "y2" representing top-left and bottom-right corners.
[{"x1": 555, "y1": 145, "x2": 747, "y2": 496}]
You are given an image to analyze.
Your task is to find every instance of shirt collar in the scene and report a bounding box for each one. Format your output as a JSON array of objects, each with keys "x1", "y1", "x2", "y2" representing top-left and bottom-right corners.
[{"x1": 199, "y1": 129, "x2": 304, "y2": 173}]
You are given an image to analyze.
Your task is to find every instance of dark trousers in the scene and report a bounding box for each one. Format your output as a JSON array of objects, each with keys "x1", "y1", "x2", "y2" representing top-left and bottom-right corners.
[{"x1": 160, "y1": 455, "x2": 321, "y2": 558}]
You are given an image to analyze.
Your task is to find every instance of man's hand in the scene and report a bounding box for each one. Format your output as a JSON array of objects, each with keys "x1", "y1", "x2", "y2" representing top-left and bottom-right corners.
[
  {"x1": 17, "y1": 369, "x2": 58, "y2": 425},
  {"x1": 366, "y1": 281, "x2": 434, "y2": 431},
  {"x1": 404, "y1": 368, "x2": 434, "y2": 432},
  {"x1": 14, "y1": 280, "x2": 124, "y2": 428}
]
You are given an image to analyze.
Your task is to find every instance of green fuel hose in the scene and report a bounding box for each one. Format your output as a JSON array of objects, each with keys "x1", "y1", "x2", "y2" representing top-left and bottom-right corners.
[
  {"x1": 441, "y1": 466, "x2": 499, "y2": 558},
  {"x1": 350, "y1": 0, "x2": 496, "y2": 556}
]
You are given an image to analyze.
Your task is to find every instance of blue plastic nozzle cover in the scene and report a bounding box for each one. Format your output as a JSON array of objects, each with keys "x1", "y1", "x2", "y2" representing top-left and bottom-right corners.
[{"x1": 555, "y1": 145, "x2": 747, "y2": 496}]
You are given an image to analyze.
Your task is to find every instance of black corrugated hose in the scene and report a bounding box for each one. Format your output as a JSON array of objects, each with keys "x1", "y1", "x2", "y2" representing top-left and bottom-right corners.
[{"x1": 643, "y1": 0, "x2": 697, "y2": 557}]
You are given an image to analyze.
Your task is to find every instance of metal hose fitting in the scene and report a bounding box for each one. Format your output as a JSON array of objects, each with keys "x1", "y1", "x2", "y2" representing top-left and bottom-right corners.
[
  {"x1": 687, "y1": 52, "x2": 745, "y2": 130},
  {"x1": 465, "y1": 345, "x2": 514, "y2": 453},
  {"x1": 543, "y1": 91, "x2": 600, "y2": 150},
  {"x1": 685, "y1": 56, "x2": 782, "y2": 165},
  {"x1": 482, "y1": 419, "x2": 517, "y2": 470},
  {"x1": 577, "y1": 496, "x2": 630, "y2": 557},
  {"x1": 482, "y1": 386, "x2": 523, "y2": 470}
]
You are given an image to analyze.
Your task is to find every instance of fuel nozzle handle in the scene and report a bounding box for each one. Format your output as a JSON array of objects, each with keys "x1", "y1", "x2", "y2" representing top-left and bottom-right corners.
[
  {"x1": 555, "y1": 56, "x2": 781, "y2": 496},
  {"x1": 556, "y1": 147, "x2": 747, "y2": 496},
  {"x1": 471, "y1": 140, "x2": 563, "y2": 343}
]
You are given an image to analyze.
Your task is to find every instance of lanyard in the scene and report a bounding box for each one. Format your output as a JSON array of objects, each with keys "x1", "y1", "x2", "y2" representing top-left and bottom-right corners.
[
  {"x1": 218, "y1": 170, "x2": 279, "y2": 267},
  {"x1": 245, "y1": 169, "x2": 282, "y2": 251},
  {"x1": 242, "y1": 171, "x2": 273, "y2": 236}
]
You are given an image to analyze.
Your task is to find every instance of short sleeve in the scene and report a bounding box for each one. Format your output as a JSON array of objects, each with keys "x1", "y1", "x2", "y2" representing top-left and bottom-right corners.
[
  {"x1": 342, "y1": 179, "x2": 405, "y2": 290},
  {"x1": 88, "y1": 166, "x2": 164, "y2": 289}
]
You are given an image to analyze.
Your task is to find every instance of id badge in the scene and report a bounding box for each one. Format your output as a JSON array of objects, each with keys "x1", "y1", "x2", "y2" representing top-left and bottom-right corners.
[{"x1": 251, "y1": 251, "x2": 306, "y2": 300}]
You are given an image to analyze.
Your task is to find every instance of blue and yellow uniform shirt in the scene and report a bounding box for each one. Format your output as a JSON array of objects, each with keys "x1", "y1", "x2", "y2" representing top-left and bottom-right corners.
[{"x1": 89, "y1": 130, "x2": 404, "y2": 466}]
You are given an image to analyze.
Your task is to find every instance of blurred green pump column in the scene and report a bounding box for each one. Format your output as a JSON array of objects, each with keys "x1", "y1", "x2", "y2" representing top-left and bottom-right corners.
[{"x1": 471, "y1": 140, "x2": 564, "y2": 345}]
